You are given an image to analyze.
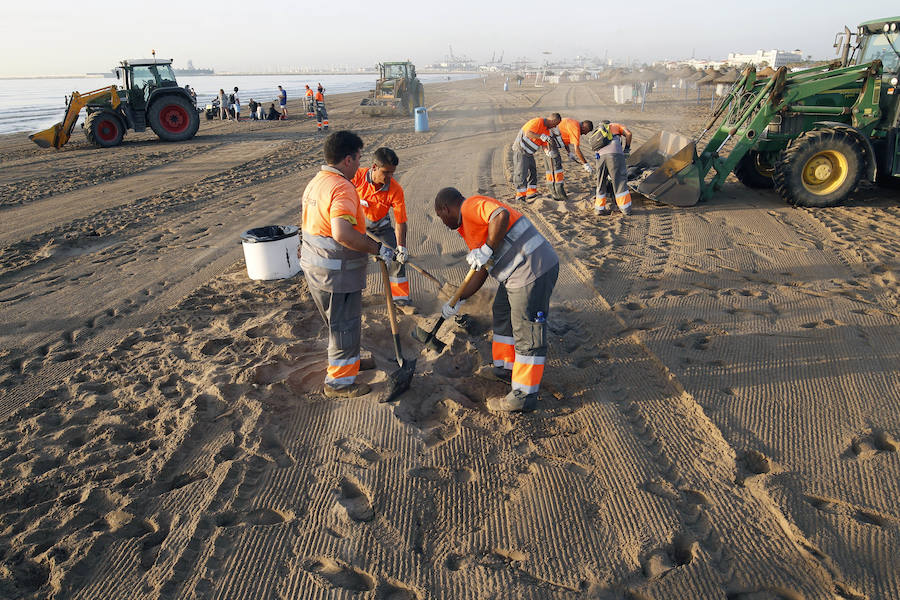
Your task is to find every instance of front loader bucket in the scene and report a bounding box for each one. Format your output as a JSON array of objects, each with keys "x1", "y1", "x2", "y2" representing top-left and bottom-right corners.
[
  {"x1": 626, "y1": 131, "x2": 701, "y2": 207},
  {"x1": 29, "y1": 123, "x2": 63, "y2": 149},
  {"x1": 361, "y1": 104, "x2": 405, "y2": 117}
]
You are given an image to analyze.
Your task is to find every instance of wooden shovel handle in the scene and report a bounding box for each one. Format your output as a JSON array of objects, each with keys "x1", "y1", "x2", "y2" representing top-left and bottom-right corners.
[{"x1": 378, "y1": 259, "x2": 400, "y2": 337}]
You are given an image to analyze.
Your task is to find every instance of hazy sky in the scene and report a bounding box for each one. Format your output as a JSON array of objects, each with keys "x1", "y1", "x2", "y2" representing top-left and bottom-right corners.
[{"x1": 2, "y1": 1, "x2": 898, "y2": 76}]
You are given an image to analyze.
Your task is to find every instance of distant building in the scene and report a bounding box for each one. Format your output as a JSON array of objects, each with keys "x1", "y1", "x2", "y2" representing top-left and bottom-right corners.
[{"x1": 726, "y1": 49, "x2": 803, "y2": 68}]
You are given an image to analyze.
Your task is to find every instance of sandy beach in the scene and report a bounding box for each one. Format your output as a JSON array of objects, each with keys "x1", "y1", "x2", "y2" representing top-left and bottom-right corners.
[{"x1": 1, "y1": 75, "x2": 899, "y2": 599}]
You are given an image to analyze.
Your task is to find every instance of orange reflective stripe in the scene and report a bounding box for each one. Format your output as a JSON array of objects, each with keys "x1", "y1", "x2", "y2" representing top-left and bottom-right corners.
[
  {"x1": 389, "y1": 278, "x2": 409, "y2": 299},
  {"x1": 545, "y1": 173, "x2": 553, "y2": 182},
  {"x1": 492, "y1": 336, "x2": 515, "y2": 368},
  {"x1": 615, "y1": 192, "x2": 632, "y2": 209},
  {"x1": 512, "y1": 354, "x2": 545, "y2": 392},
  {"x1": 595, "y1": 195, "x2": 609, "y2": 208},
  {"x1": 327, "y1": 360, "x2": 359, "y2": 381}
]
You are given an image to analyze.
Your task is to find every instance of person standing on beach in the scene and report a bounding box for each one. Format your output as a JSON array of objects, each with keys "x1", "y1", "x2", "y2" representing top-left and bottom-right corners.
[
  {"x1": 218, "y1": 89, "x2": 229, "y2": 120},
  {"x1": 433, "y1": 188, "x2": 559, "y2": 412},
  {"x1": 352, "y1": 147, "x2": 411, "y2": 306},
  {"x1": 315, "y1": 88, "x2": 329, "y2": 132},
  {"x1": 305, "y1": 85, "x2": 315, "y2": 118},
  {"x1": 511, "y1": 113, "x2": 561, "y2": 202},
  {"x1": 592, "y1": 120, "x2": 633, "y2": 216},
  {"x1": 277, "y1": 85, "x2": 288, "y2": 119},
  {"x1": 248, "y1": 98, "x2": 258, "y2": 120},
  {"x1": 232, "y1": 87, "x2": 241, "y2": 121},
  {"x1": 300, "y1": 131, "x2": 395, "y2": 398}
]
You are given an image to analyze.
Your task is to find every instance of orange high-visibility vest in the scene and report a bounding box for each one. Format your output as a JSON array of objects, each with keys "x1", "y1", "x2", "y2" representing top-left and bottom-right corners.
[
  {"x1": 352, "y1": 168, "x2": 407, "y2": 224},
  {"x1": 457, "y1": 196, "x2": 522, "y2": 250},
  {"x1": 557, "y1": 118, "x2": 582, "y2": 147},
  {"x1": 302, "y1": 168, "x2": 365, "y2": 237},
  {"x1": 521, "y1": 118, "x2": 551, "y2": 147}
]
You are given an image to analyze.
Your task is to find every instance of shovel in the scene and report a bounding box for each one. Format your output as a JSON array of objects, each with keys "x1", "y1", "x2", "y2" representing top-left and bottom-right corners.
[
  {"x1": 366, "y1": 233, "x2": 453, "y2": 296},
  {"x1": 377, "y1": 258, "x2": 416, "y2": 402},
  {"x1": 411, "y1": 266, "x2": 479, "y2": 353}
]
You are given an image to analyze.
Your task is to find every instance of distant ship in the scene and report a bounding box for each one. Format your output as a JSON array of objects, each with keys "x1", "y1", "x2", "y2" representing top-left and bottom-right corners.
[{"x1": 87, "y1": 59, "x2": 213, "y2": 78}]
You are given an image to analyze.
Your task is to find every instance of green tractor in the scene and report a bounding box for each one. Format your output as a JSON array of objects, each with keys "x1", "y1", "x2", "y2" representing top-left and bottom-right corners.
[
  {"x1": 360, "y1": 61, "x2": 425, "y2": 116},
  {"x1": 30, "y1": 57, "x2": 200, "y2": 149},
  {"x1": 629, "y1": 16, "x2": 900, "y2": 207}
]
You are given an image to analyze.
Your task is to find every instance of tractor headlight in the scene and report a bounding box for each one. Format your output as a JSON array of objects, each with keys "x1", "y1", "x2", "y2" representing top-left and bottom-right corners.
[
  {"x1": 892, "y1": 77, "x2": 899, "y2": 86},
  {"x1": 892, "y1": 23, "x2": 898, "y2": 32},
  {"x1": 884, "y1": 23, "x2": 891, "y2": 33}
]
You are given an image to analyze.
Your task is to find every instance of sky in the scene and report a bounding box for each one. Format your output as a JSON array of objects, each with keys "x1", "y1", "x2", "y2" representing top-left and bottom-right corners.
[{"x1": 2, "y1": 1, "x2": 898, "y2": 76}]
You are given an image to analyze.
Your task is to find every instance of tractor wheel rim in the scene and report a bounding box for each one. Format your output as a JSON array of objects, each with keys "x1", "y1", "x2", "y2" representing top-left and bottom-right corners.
[
  {"x1": 802, "y1": 150, "x2": 847, "y2": 196},
  {"x1": 97, "y1": 120, "x2": 118, "y2": 142},
  {"x1": 159, "y1": 105, "x2": 189, "y2": 133}
]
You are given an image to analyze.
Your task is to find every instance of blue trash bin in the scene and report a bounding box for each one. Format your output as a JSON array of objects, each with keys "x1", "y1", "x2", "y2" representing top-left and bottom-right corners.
[{"x1": 414, "y1": 106, "x2": 429, "y2": 132}]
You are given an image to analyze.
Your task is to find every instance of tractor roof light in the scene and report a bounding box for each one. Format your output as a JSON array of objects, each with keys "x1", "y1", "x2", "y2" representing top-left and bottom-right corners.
[
  {"x1": 891, "y1": 23, "x2": 898, "y2": 32},
  {"x1": 884, "y1": 23, "x2": 890, "y2": 33}
]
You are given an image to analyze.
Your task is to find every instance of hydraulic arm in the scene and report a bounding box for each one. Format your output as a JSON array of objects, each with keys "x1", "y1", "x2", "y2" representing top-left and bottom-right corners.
[{"x1": 30, "y1": 86, "x2": 120, "y2": 149}]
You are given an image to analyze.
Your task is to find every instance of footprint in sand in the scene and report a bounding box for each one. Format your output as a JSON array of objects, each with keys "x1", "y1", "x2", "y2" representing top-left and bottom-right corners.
[
  {"x1": 375, "y1": 580, "x2": 421, "y2": 599},
  {"x1": 848, "y1": 429, "x2": 898, "y2": 459},
  {"x1": 305, "y1": 557, "x2": 375, "y2": 592},
  {"x1": 640, "y1": 533, "x2": 694, "y2": 579},
  {"x1": 334, "y1": 477, "x2": 375, "y2": 522}
]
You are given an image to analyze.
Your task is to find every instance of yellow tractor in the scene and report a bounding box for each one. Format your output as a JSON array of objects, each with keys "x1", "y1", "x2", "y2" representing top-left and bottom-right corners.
[
  {"x1": 31, "y1": 58, "x2": 200, "y2": 149},
  {"x1": 360, "y1": 61, "x2": 425, "y2": 116}
]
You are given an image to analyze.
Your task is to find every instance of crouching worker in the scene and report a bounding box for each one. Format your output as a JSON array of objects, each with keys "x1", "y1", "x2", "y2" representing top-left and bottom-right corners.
[
  {"x1": 300, "y1": 131, "x2": 396, "y2": 398},
  {"x1": 352, "y1": 147, "x2": 411, "y2": 305},
  {"x1": 434, "y1": 188, "x2": 559, "y2": 412}
]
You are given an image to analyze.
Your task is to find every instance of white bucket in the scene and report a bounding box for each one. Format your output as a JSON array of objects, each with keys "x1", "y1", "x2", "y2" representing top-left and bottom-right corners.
[{"x1": 240, "y1": 225, "x2": 302, "y2": 280}]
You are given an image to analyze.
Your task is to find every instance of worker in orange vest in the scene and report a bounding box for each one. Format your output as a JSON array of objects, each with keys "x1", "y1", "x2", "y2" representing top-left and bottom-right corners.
[
  {"x1": 300, "y1": 131, "x2": 396, "y2": 398},
  {"x1": 592, "y1": 121, "x2": 633, "y2": 215},
  {"x1": 305, "y1": 85, "x2": 315, "y2": 118},
  {"x1": 434, "y1": 188, "x2": 559, "y2": 412},
  {"x1": 547, "y1": 118, "x2": 594, "y2": 201},
  {"x1": 315, "y1": 89, "x2": 329, "y2": 132},
  {"x1": 352, "y1": 147, "x2": 411, "y2": 305},
  {"x1": 511, "y1": 113, "x2": 561, "y2": 202}
]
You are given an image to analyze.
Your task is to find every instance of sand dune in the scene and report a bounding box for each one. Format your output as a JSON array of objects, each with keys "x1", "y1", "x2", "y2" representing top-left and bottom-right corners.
[{"x1": 0, "y1": 76, "x2": 898, "y2": 599}]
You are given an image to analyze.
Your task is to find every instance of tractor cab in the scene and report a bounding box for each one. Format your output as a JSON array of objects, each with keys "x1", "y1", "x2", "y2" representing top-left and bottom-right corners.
[{"x1": 116, "y1": 59, "x2": 180, "y2": 108}]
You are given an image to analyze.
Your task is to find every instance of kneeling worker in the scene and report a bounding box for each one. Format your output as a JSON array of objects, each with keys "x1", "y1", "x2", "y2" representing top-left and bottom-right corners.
[
  {"x1": 300, "y1": 131, "x2": 396, "y2": 398},
  {"x1": 434, "y1": 188, "x2": 559, "y2": 412},
  {"x1": 352, "y1": 147, "x2": 411, "y2": 305}
]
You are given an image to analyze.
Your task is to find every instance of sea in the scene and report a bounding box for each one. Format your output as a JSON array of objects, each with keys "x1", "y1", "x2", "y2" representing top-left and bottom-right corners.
[{"x1": 0, "y1": 73, "x2": 480, "y2": 136}]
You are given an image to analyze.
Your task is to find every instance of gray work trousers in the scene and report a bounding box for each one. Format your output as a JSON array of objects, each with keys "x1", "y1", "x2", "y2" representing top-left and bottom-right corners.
[
  {"x1": 491, "y1": 264, "x2": 559, "y2": 402},
  {"x1": 308, "y1": 284, "x2": 362, "y2": 389},
  {"x1": 595, "y1": 153, "x2": 630, "y2": 212},
  {"x1": 512, "y1": 148, "x2": 537, "y2": 199},
  {"x1": 367, "y1": 222, "x2": 409, "y2": 302}
]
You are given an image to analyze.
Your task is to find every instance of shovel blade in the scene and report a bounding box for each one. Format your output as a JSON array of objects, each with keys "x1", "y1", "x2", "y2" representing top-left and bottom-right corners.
[
  {"x1": 627, "y1": 131, "x2": 701, "y2": 207},
  {"x1": 29, "y1": 123, "x2": 62, "y2": 149},
  {"x1": 382, "y1": 357, "x2": 417, "y2": 402}
]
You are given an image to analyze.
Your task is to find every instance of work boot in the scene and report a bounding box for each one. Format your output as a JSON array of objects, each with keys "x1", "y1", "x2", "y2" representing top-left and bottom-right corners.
[
  {"x1": 475, "y1": 365, "x2": 512, "y2": 383},
  {"x1": 555, "y1": 184, "x2": 569, "y2": 202},
  {"x1": 486, "y1": 391, "x2": 537, "y2": 413},
  {"x1": 594, "y1": 206, "x2": 611, "y2": 216},
  {"x1": 324, "y1": 382, "x2": 371, "y2": 398}
]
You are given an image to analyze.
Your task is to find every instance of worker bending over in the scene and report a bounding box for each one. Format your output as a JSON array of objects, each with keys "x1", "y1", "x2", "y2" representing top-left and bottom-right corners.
[
  {"x1": 315, "y1": 88, "x2": 329, "y2": 132},
  {"x1": 352, "y1": 147, "x2": 411, "y2": 305},
  {"x1": 300, "y1": 131, "x2": 396, "y2": 398},
  {"x1": 593, "y1": 121, "x2": 633, "y2": 216},
  {"x1": 511, "y1": 113, "x2": 562, "y2": 202},
  {"x1": 553, "y1": 118, "x2": 595, "y2": 200},
  {"x1": 434, "y1": 188, "x2": 559, "y2": 412}
]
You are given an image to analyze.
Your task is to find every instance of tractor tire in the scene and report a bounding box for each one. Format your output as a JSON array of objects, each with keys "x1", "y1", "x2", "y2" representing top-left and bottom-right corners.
[
  {"x1": 84, "y1": 111, "x2": 124, "y2": 148},
  {"x1": 773, "y1": 128, "x2": 863, "y2": 207},
  {"x1": 734, "y1": 150, "x2": 774, "y2": 189},
  {"x1": 148, "y1": 95, "x2": 200, "y2": 142}
]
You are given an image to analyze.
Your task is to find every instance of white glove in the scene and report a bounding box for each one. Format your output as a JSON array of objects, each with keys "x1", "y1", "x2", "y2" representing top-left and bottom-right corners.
[
  {"x1": 466, "y1": 243, "x2": 493, "y2": 270},
  {"x1": 395, "y1": 245, "x2": 408, "y2": 264},
  {"x1": 582, "y1": 162, "x2": 593, "y2": 173},
  {"x1": 441, "y1": 299, "x2": 465, "y2": 319},
  {"x1": 378, "y1": 243, "x2": 395, "y2": 264},
  {"x1": 568, "y1": 151, "x2": 577, "y2": 161},
  {"x1": 539, "y1": 133, "x2": 550, "y2": 142}
]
